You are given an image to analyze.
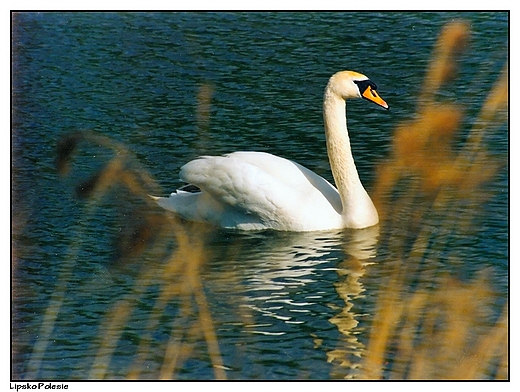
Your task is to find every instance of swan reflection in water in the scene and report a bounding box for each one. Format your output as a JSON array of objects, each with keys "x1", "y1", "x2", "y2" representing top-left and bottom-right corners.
[{"x1": 207, "y1": 225, "x2": 379, "y2": 376}]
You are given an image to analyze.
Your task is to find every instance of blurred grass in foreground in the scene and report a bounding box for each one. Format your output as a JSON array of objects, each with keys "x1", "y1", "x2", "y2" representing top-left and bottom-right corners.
[
  {"x1": 361, "y1": 21, "x2": 508, "y2": 380},
  {"x1": 22, "y1": 21, "x2": 507, "y2": 380}
]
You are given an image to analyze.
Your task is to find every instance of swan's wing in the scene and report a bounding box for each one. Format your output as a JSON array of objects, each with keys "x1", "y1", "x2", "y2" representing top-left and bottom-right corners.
[
  {"x1": 225, "y1": 152, "x2": 341, "y2": 211},
  {"x1": 179, "y1": 152, "x2": 342, "y2": 230},
  {"x1": 180, "y1": 155, "x2": 297, "y2": 224}
]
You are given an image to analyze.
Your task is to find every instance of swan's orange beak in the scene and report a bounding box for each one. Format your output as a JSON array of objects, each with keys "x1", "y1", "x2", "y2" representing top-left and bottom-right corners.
[{"x1": 362, "y1": 85, "x2": 389, "y2": 110}]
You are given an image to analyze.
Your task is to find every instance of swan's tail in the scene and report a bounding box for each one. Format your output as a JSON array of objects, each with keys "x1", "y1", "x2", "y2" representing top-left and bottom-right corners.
[
  {"x1": 148, "y1": 194, "x2": 162, "y2": 203},
  {"x1": 149, "y1": 194, "x2": 177, "y2": 212},
  {"x1": 149, "y1": 191, "x2": 202, "y2": 216}
]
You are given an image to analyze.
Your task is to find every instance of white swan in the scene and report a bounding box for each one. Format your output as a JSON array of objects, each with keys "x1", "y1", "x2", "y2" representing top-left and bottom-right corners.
[{"x1": 153, "y1": 71, "x2": 388, "y2": 231}]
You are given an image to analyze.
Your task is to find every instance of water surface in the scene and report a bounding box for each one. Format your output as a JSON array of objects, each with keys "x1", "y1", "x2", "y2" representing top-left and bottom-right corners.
[{"x1": 12, "y1": 12, "x2": 508, "y2": 380}]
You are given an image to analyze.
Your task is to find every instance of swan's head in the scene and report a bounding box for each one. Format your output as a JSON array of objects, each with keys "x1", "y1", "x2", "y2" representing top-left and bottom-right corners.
[{"x1": 327, "y1": 70, "x2": 389, "y2": 110}]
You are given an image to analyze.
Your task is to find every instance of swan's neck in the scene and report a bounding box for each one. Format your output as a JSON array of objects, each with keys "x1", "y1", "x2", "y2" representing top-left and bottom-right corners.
[{"x1": 323, "y1": 90, "x2": 378, "y2": 228}]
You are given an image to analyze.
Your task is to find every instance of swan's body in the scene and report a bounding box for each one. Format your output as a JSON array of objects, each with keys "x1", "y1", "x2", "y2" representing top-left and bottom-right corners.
[{"x1": 154, "y1": 71, "x2": 388, "y2": 231}]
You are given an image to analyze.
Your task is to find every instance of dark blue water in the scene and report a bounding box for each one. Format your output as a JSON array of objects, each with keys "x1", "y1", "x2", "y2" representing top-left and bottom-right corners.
[{"x1": 12, "y1": 12, "x2": 508, "y2": 380}]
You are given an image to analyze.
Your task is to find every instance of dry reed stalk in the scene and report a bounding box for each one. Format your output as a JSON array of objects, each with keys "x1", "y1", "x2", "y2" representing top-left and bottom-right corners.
[
  {"x1": 420, "y1": 21, "x2": 470, "y2": 109},
  {"x1": 89, "y1": 300, "x2": 133, "y2": 379},
  {"x1": 196, "y1": 83, "x2": 215, "y2": 131},
  {"x1": 191, "y1": 275, "x2": 227, "y2": 379},
  {"x1": 128, "y1": 224, "x2": 226, "y2": 380},
  {"x1": 359, "y1": 19, "x2": 508, "y2": 380},
  {"x1": 51, "y1": 129, "x2": 227, "y2": 379},
  {"x1": 390, "y1": 289, "x2": 428, "y2": 379},
  {"x1": 361, "y1": 269, "x2": 405, "y2": 379},
  {"x1": 25, "y1": 198, "x2": 102, "y2": 379},
  {"x1": 447, "y1": 303, "x2": 508, "y2": 379},
  {"x1": 460, "y1": 64, "x2": 508, "y2": 162},
  {"x1": 360, "y1": 275, "x2": 507, "y2": 380}
]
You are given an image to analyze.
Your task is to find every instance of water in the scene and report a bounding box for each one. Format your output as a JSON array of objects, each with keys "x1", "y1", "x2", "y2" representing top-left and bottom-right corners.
[{"x1": 12, "y1": 12, "x2": 508, "y2": 380}]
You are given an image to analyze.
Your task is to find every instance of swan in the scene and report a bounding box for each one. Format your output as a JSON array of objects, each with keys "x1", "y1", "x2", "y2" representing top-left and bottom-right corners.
[{"x1": 153, "y1": 70, "x2": 388, "y2": 231}]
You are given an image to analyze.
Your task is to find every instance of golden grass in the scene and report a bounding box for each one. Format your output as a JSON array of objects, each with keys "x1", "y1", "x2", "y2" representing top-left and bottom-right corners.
[
  {"x1": 358, "y1": 21, "x2": 508, "y2": 380},
  {"x1": 28, "y1": 126, "x2": 227, "y2": 379}
]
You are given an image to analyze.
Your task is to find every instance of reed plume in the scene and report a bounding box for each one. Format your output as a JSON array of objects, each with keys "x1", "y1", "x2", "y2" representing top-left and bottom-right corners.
[{"x1": 359, "y1": 21, "x2": 508, "y2": 380}]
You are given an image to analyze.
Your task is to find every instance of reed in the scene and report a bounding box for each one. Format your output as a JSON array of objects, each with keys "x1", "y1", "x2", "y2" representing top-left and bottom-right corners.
[
  {"x1": 359, "y1": 21, "x2": 508, "y2": 380},
  {"x1": 32, "y1": 116, "x2": 227, "y2": 379}
]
